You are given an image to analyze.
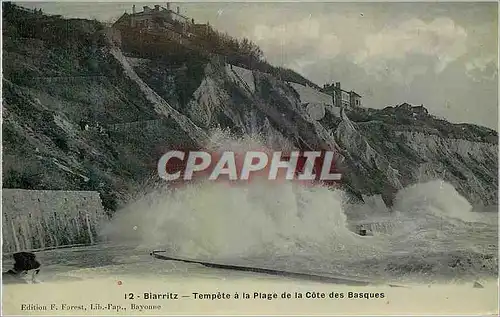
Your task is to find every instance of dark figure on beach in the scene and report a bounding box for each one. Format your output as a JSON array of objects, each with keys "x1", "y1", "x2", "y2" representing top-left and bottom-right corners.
[{"x1": 2, "y1": 252, "x2": 41, "y2": 284}]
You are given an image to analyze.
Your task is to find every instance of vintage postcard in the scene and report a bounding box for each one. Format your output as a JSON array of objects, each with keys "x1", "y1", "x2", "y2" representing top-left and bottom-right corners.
[{"x1": 1, "y1": 0, "x2": 498, "y2": 315}]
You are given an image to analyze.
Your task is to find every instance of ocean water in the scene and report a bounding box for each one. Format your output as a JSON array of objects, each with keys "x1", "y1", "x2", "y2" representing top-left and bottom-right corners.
[{"x1": 100, "y1": 131, "x2": 498, "y2": 285}]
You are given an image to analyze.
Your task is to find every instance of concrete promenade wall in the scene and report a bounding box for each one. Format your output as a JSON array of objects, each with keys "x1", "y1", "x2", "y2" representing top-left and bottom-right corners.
[{"x1": 2, "y1": 189, "x2": 107, "y2": 253}]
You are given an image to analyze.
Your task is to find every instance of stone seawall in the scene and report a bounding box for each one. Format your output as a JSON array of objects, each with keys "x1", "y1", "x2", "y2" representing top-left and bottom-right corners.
[{"x1": 2, "y1": 189, "x2": 107, "y2": 253}]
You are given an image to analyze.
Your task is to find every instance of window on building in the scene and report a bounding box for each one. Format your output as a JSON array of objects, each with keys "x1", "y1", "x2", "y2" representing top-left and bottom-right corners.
[{"x1": 341, "y1": 91, "x2": 349, "y2": 102}]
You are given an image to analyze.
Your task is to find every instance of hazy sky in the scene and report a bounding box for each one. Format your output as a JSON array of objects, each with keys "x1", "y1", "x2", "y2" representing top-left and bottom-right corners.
[{"x1": 16, "y1": 1, "x2": 499, "y2": 130}]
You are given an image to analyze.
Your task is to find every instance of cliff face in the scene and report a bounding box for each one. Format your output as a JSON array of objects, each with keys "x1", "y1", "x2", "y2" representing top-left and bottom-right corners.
[
  {"x1": 123, "y1": 53, "x2": 498, "y2": 205},
  {"x1": 395, "y1": 131, "x2": 497, "y2": 205},
  {"x1": 128, "y1": 55, "x2": 499, "y2": 207},
  {"x1": 343, "y1": 109, "x2": 497, "y2": 207},
  {"x1": 3, "y1": 5, "x2": 498, "y2": 212}
]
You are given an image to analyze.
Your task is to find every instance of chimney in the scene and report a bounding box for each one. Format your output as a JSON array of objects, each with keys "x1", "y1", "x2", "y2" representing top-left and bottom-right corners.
[
  {"x1": 166, "y1": 2, "x2": 171, "y2": 10},
  {"x1": 154, "y1": 5, "x2": 160, "y2": 11},
  {"x1": 335, "y1": 82, "x2": 340, "y2": 89},
  {"x1": 177, "y1": 6, "x2": 180, "y2": 14},
  {"x1": 131, "y1": 5, "x2": 136, "y2": 27}
]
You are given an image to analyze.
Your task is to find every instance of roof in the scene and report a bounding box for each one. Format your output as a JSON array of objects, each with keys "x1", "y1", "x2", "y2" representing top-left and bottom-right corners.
[
  {"x1": 132, "y1": 7, "x2": 189, "y2": 20},
  {"x1": 113, "y1": 13, "x2": 129, "y2": 25},
  {"x1": 321, "y1": 85, "x2": 361, "y2": 98},
  {"x1": 340, "y1": 88, "x2": 360, "y2": 97},
  {"x1": 350, "y1": 91, "x2": 362, "y2": 97}
]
